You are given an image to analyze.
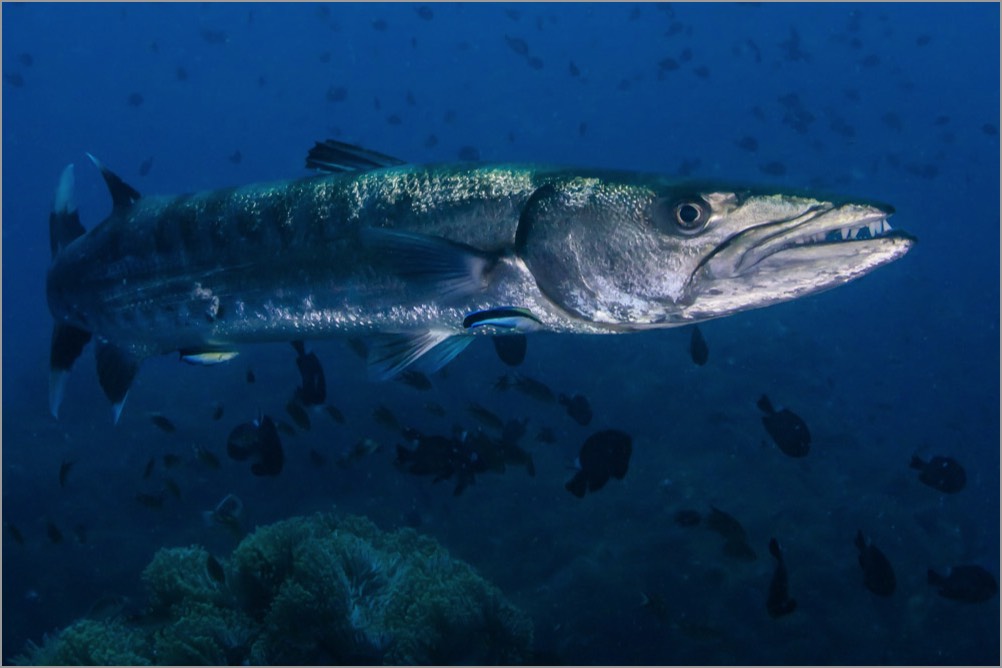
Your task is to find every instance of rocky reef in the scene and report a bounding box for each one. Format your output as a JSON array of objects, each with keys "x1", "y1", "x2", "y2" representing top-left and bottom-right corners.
[{"x1": 18, "y1": 512, "x2": 534, "y2": 665}]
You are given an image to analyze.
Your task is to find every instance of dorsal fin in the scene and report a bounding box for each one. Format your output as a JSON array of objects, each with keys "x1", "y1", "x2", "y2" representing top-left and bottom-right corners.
[
  {"x1": 49, "y1": 164, "x2": 86, "y2": 258},
  {"x1": 86, "y1": 153, "x2": 141, "y2": 212},
  {"x1": 305, "y1": 139, "x2": 406, "y2": 174}
]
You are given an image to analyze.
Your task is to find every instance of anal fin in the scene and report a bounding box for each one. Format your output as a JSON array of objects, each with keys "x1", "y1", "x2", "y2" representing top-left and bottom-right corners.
[
  {"x1": 95, "y1": 341, "x2": 142, "y2": 424},
  {"x1": 367, "y1": 330, "x2": 473, "y2": 381}
]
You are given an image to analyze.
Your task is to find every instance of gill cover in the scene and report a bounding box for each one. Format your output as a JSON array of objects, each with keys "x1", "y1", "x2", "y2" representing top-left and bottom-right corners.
[{"x1": 516, "y1": 180, "x2": 712, "y2": 327}]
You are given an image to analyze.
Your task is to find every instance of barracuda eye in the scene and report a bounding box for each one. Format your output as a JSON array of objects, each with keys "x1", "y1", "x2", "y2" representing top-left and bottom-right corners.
[
  {"x1": 673, "y1": 200, "x2": 708, "y2": 233},
  {"x1": 653, "y1": 195, "x2": 710, "y2": 235}
]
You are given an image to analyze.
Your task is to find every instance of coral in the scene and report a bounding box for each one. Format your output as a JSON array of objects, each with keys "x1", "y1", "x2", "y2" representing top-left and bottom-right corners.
[
  {"x1": 15, "y1": 618, "x2": 151, "y2": 666},
  {"x1": 18, "y1": 510, "x2": 533, "y2": 665},
  {"x1": 142, "y1": 545, "x2": 229, "y2": 614}
]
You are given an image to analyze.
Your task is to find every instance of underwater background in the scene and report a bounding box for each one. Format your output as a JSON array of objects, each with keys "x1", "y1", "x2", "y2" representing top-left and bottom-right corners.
[{"x1": 2, "y1": 2, "x2": 999, "y2": 664}]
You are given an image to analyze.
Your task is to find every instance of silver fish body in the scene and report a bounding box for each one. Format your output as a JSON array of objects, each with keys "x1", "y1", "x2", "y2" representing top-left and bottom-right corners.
[{"x1": 46, "y1": 141, "x2": 914, "y2": 419}]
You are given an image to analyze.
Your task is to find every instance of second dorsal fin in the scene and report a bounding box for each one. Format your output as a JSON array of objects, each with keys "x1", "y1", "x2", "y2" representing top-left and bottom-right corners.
[
  {"x1": 305, "y1": 139, "x2": 406, "y2": 174},
  {"x1": 87, "y1": 153, "x2": 141, "y2": 212}
]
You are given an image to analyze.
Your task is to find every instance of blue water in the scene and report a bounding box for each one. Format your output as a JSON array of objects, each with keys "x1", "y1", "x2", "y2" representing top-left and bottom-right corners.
[{"x1": 3, "y1": 2, "x2": 999, "y2": 664}]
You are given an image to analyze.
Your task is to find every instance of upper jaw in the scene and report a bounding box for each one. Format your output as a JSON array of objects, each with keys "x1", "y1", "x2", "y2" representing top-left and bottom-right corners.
[{"x1": 702, "y1": 202, "x2": 905, "y2": 278}]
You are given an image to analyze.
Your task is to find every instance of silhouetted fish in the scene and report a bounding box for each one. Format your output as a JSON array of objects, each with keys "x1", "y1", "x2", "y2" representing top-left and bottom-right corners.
[
  {"x1": 505, "y1": 35, "x2": 529, "y2": 56},
  {"x1": 46, "y1": 521, "x2": 64, "y2": 544},
  {"x1": 138, "y1": 156, "x2": 154, "y2": 176},
  {"x1": 193, "y1": 444, "x2": 221, "y2": 469},
  {"x1": 59, "y1": 459, "x2": 75, "y2": 488},
  {"x1": 5, "y1": 521, "x2": 25, "y2": 545},
  {"x1": 928, "y1": 565, "x2": 998, "y2": 603},
  {"x1": 536, "y1": 426, "x2": 557, "y2": 444},
  {"x1": 493, "y1": 335, "x2": 527, "y2": 366},
  {"x1": 373, "y1": 404, "x2": 401, "y2": 432},
  {"x1": 206, "y1": 554, "x2": 226, "y2": 584},
  {"x1": 142, "y1": 456, "x2": 155, "y2": 479},
  {"x1": 396, "y1": 369, "x2": 432, "y2": 391},
  {"x1": 229, "y1": 150, "x2": 243, "y2": 164},
  {"x1": 458, "y1": 145, "x2": 480, "y2": 161},
  {"x1": 18, "y1": 53, "x2": 34, "y2": 67},
  {"x1": 558, "y1": 393, "x2": 592, "y2": 426},
  {"x1": 199, "y1": 29, "x2": 228, "y2": 44},
  {"x1": 565, "y1": 429, "x2": 632, "y2": 498},
  {"x1": 291, "y1": 340, "x2": 326, "y2": 406},
  {"x1": 163, "y1": 478, "x2": 181, "y2": 500},
  {"x1": 689, "y1": 325, "x2": 708, "y2": 366},
  {"x1": 211, "y1": 402, "x2": 225, "y2": 421},
  {"x1": 468, "y1": 402, "x2": 504, "y2": 432},
  {"x1": 910, "y1": 455, "x2": 965, "y2": 493},
  {"x1": 3, "y1": 72, "x2": 25, "y2": 88},
  {"x1": 423, "y1": 401, "x2": 446, "y2": 417},
  {"x1": 227, "y1": 415, "x2": 284, "y2": 476},
  {"x1": 766, "y1": 538, "x2": 797, "y2": 618},
  {"x1": 162, "y1": 453, "x2": 182, "y2": 469},
  {"x1": 674, "y1": 509, "x2": 701, "y2": 527},
  {"x1": 127, "y1": 92, "x2": 144, "y2": 107},
  {"x1": 706, "y1": 506, "x2": 757, "y2": 560},
  {"x1": 855, "y1": 530, "x2": 895, "y2": 596},
  {"x1": 415, "y1": 5, "x2": 433, "y2": 20},
  {"x1": 756, "y1": 395, "x2": 810, "y2": 457},
  {"x1": 149, "y1": 413, "x2": 176, "y2": 433},
  {"x1": 324, "y1": 404, "x2": 345, "y2": 424}
]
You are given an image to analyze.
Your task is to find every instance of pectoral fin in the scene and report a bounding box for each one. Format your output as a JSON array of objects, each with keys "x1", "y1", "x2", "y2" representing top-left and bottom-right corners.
[{"x1": 361, "y1": 227, "x2": 498, "y2": 299}]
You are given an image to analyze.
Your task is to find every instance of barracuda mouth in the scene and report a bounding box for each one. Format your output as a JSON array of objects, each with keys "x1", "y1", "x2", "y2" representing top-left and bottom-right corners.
[{"x1": 685, "y1": 202, "x2": 916, "y2": 321}]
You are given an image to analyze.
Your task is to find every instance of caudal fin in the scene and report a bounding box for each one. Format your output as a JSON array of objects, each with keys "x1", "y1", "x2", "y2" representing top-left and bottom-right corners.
[{"x1": 49, "y1": 164, "x2": 92, "y2": 418}]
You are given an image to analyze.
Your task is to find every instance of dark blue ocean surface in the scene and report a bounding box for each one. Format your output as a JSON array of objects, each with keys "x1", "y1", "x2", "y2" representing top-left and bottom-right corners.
[{"x1": 3, "y1": 2, "x2": 998, "y2": 664}]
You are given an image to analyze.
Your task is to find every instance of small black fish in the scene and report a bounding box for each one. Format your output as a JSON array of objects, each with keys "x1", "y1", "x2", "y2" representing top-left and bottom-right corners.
[
  {"x1": 138, "y1": 156, "x2": 154, "y2": 176},
  {"x1": 928, "y1": 565, "x2": 998, "y2": 603},
  {"x1": 504, "y1": 34, "x2": 529, "y2": 56},
  {"x1": 59, "y1": 459, "x2": 75, "y2": 488},
  {"x1": 127, "y1": 92, "x2": 144, "y2": 107},
  {"x1": 229, "y1": 150, "x2": 243, "y2": 165},
  {"x1": 423, "y1": 401, "x2": 446, "y2": 417},
  {"x1": 324, "y1": 404, "x2": 346, "y2": 424},
  {"x1": 162, "y1": 478, "x2": 181, "y2": 500},
  {"x1": 309, "y1": 448, "x2": 327, "y2": 468},
  {"x1": 206, "y1": 554, "x2": 226, "y2": 585},
  {"x1": 275, "y1": 420, "x2": 297, "y2": 437},
  {"x1": 756, "y1": 395, "x2": 810, "y2": 457},
  {"x1": 211, "y1": 402, "x2": 225, "y2": 421},
  {"x1": 759, "y1": 161, "x2": 787, "y2": 176},
  {"x1": 5, "y1": 522, "x2": 25, "y2": 545},
  {"x1": 175, "y1": 66, "x2": 188, "y2": 81},
  {"x1": 536, "y1": 426, "x2": 557, "y2": 444},
  {"x1": 468, "y1": 402, "x2": 504, "y2": 432},
  {"x1": 18, "y1": 53, "x2": 34, "y2": 67},
  {"x1": 457, "y1": 145, "x2": 481, "y2": 161},
  {"x1": 910, "y1": 455, "x2": 966, "y2": 493},
  {"x1": 708, "y1": 507, "x2": 758, "y2": 561},
  {"x1": 150, "y1": 413, "x2": 176, "y2": 433},
  {"x1": 855, "y1": 530, "x2": 896, "y2": 597},
  {"x1": 162, "y1": 453, "x2": 182, "y2": 469},
  {"x1": 46, "y1": 521, "x2": 64, "y2": 544},
  {"x1": 386, "y1": 113, "x2": 403, "y2": 126},
  {"x1": 396, "y1": 369, "x2": 432, "y2": 391},
  {"x1": 568, "y1": 61, "x2": 580, "y2": 77},
  {"x1": 674, "y1": 509, "x2": 701, "y2": 527},
  {"x1": 284, "y1": 400, "x2": 311, "y2": 431},
  {"x1": 558, "y1": 394, "x2": 592, "y2": 426},
  {"x1": 3, "y1": 72, "x2": 25, "y2": 88},
  {"x1": 327, "y1": 86, "x2": 348, "y2": 103},
  {"x1": 373, "y1": 404, "x2": 401, "y2": 432},
  {"x1": 415, "y1": 5, "x2": 433, "y2": 20},
  {"x1": 193, "y1": 444, "x2": 221, "y2": 470},
  {"x1": 291, "y1": 341, "x2": 327, "y2": 406},
  {"x1": 689, "y1": 325, "x2": 708, "y2": 365},
  {"x1": 142, "y1": 456, "x2": 156, "y2": 479},
  {"x1": 371, "y1": 18, "x2": 388, "y2": 31},
  {"x1": 227, "y1": 416, "x2": 284, "y2": 476},
  {"x1": 527, "y1": 56, "x2": 544, "y2": 70},
  {"x1": 136, "y1": 491, "x2": 165, "y2": 508},
  {"x1": 565, "y1": 429, "x2": 632, "y2": 498},
  {"x1": 511, "y1": 373, "x2": 556, "y2": 403},
  {"x1": 766, "y1": 538, "x2": 797, "y2": 618},
  {"x1": 346, "y1": 337, "x2": 368, "y2": 359},
  {"x1": 492, "y1": 335, "x2": 527, "y2": 367},
  {"x1": 199, "y1": 28, "x2": 228, "y2": 44}
]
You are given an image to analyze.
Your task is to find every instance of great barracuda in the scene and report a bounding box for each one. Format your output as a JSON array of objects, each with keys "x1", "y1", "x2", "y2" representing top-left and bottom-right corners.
[{"x1": 46, "y1": 140, "x2": 915, "y2": 421}]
